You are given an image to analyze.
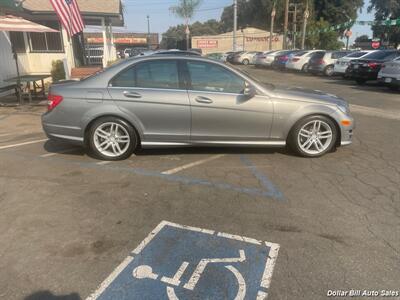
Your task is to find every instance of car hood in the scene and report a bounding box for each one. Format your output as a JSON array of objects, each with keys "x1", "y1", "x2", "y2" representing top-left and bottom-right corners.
[{"x1": 272, "y1": 86, "x2": 347, "y2": 106}]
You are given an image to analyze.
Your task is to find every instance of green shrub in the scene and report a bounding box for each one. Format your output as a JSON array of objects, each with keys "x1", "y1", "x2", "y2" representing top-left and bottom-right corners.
[{"x1": 51, "y1": 60, "x2": 66, "y2": 82}]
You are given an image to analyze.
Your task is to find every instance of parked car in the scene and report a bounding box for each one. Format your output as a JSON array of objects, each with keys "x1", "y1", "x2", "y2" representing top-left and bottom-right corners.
[
  {"x1": 254, "y1": 50, "x2": 277, "y2": 68},
  {"x1": 286, "y1": 50, "x2": 322, "y2": 72},
  {"x1": 346, "y1": 50, "x2": 400, "y2": 84},
  {"x1": 377, "y1": 56, "x2": 400, "y2": 90},
  {"x1": 154, "y1": 50, "x2": 201, "y2": 56},
  {"x1": 256, "y1": 50, "x2": 287, "y2": 68},
  {"x1": 334, "y1": 51, "x2": 375, "y2": 77},
  {"x1": 308, "y1": 51, "x2": 353, "y2": 76},
  {"x1": 205, "y1": 53, "x2": 224, "y2": 61},
  {"x1": 226, "y1": 51, "x2": 244, "y2": 63},
  {"x1": 43, "y1": 55, "x2": 354, "y2": 160},
  {"x1": 233, "y1": 51, "x2": 261, "y2": 65},
  {"x1": 271, "y1": 50, "x2": 301, "y2": 70}
]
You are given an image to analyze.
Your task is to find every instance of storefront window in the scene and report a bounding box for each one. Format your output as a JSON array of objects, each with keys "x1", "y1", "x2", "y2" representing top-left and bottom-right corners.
[{"x1": 29, "y1": 21, "x2": 64, "y2": 53}]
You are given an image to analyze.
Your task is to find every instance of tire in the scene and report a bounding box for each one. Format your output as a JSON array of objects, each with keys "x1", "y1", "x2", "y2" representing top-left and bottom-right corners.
[
  {"x1": 324, "y1": 65, "x2": 334, "y2": 77},
  {"x1": 356, "y1": 79, "x2": 366, "y2": 85},
  {"x1": 88, "y1": 116, "x2": 138, "y2": 161},
  {"x1": 242, "y1": 59, "x2": 250, "y2": 65},
  {"x1": 302, "y1": 63, "x2": 309, "y2": 73},
  {"x1": 288, "y1": 115, "x2": 338, "y2": 158}
]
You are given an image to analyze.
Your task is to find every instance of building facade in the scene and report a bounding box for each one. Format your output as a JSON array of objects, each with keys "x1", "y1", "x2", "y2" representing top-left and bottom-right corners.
[{"x1": 192, "y1": 27, "x2": 283, "y2": 55}]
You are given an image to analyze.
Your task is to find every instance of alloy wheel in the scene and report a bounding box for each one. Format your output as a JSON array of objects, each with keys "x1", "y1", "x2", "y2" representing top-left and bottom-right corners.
[
  {"x1": 93, "y1": 122, "x2": 131, "y2": 158},
  {"x1": 297, "y1": 120, "x2": 333, "y2": 155}
]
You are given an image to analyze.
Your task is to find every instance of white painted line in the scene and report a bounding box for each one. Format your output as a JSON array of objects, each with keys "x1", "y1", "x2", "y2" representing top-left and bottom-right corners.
[
  {"x1": 161, "y1": 154, "x2": 225, "y2": 175},
  {"x1": 258, "y1": 241, "x2": 280, "y2": 299},
  {"x1": 161, "y1": 261, "x2": 189, "y2": 286},
  {"x1": 217, "y1": 232, "x2": 262, "y2": 245},
  {"x1": 0, "y1": 139, "x2": 48, "y2": 150},
  {"x1": 40, "y1": 148, "x2": 78, "y2": 158},
  {"x1": 0, "y1": 133, "x2": 12, "y2": 138},
  {"x1": 96, "y1": 161, "x2": 112, "y2": 165}
]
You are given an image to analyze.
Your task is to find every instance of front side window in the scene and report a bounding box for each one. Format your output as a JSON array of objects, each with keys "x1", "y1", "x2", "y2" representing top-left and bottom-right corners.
[
  {"x1": 111, "y1": 60, "x2": 180, "y2": 90},
  {"x1": 187, "y1": 61, "x2": 245, "y2": 94}
]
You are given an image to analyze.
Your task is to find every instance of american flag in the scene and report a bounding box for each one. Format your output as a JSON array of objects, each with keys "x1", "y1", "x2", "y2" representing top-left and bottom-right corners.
[{"x1": 50, "y1": 0, "x2": 84, "y2": 37}]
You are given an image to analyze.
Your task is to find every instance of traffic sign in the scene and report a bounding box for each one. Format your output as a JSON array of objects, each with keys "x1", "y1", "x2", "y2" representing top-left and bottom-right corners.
[{"x1": 86, "y1": 221, "x2": 280, "y2": 300}]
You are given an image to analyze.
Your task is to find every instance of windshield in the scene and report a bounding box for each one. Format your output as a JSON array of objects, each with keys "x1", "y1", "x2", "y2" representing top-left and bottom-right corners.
[{"x1": 363, "y1": 51, "x2": 396, "y2": 60}]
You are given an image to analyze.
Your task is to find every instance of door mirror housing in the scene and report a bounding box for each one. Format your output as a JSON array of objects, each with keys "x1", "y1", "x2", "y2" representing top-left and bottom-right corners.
[{"x1": 243, "y1": 82, "x2": 256, "y2": 98}]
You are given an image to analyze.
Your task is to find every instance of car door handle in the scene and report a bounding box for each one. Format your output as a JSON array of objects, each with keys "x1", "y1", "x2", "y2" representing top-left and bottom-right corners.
[
  {"x1": 123, "y1": 91, "x2": 142, "y2": 99},
  {"x1": 195, "y1": 96, "x2": 213, "y2": 104}
]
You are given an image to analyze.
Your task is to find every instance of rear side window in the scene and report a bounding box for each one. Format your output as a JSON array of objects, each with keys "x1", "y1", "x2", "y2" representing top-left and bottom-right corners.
[
  {"x1": 311, "y1": 51, "x2": 325, "y2": 59},
  {"x1": 110, "y1": 60, "x2": 180, "y2": 89},
  {"x1": 332, "y1": 52, "x2": 350, "y2": 59},
  {"x1": 186, "y1": 61, "x2": 245, "y2": 94}
]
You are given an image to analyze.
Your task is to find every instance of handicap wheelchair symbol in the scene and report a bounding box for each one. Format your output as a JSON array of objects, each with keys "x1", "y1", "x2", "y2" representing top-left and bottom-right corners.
[{"x1": 133, "y1": 249, "x2": 247, "y2": 300}]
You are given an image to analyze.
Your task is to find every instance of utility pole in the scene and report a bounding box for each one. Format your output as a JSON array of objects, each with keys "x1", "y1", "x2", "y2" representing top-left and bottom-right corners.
[
  {"x1": 283, "y1": 0, "x2": 289, "y2": 49},
  {"x1": 233, "y1": 0, "x2": 238, "y2": 51},
  {"x1": 147, "y1": 15, "x2": 151, "y2": 50},
  {"x1": 301, "y1": 0, "x2": 309, "y2": 49},
  {"x1": 269, "y1": 2, "x2": 276, "y2": 50},
  {"x1": 292, "y1": 4, "x2": 297, "y2": 49}
]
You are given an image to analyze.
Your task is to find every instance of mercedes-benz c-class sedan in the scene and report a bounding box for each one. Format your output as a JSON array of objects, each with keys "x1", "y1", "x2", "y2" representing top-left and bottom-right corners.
[{"x1": 42, "y1": 55, "x2": 354, "y2": 160}]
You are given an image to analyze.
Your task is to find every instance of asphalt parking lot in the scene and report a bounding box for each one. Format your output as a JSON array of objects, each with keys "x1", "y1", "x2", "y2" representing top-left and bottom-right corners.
[{"x1": 0, "y1": 67, "x2": 399, "y2": 300}]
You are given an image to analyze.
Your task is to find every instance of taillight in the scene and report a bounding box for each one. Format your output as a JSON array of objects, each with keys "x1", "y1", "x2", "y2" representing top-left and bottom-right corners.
[
  {"x1": 292, "y1": 57, "x2": 300, "y2": 62},
  {"x1": 47, "y1": 94, "x2": 63, "y2": 111},
  {"x1": 381, "y1": 64, "x2": 386, "y2": 69},
  {"x1": 260, "y1": 56, "x2": 266, "y2": 59},
  {"x1": 317, "y1": 59, "x2": 325, "y2": 65},
  {"x1": 367, "y1": 62, "x2": 380, "y2": 69},
  {"x1": 280, "y1": 55, "x2": 289, "y2": 61}
]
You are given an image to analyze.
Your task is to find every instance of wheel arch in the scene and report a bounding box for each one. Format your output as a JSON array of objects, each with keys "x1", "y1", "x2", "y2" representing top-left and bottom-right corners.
[
  {"x1": 286, "y1": 113, "x2": 341, "y2": 147},
  {"x1": 83, "y1": 114, "x2": 143, "y2": 147}
]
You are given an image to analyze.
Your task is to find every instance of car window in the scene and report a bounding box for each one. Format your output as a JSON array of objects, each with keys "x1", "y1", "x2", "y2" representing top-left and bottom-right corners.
[
  {"x1": 332, "y1": 52, "x2": 349, "y2": 59},
  {"x1": 111, "y1": 60, "x2": 180, "y2": 89},
  {"x1": 363, "y1": 51, "x2": 396, "y2": 60},
  {"x1": 345, "y1": 51, "x2": 368, "y2": 58},
  {"x1": 187, "y1": 61, "x2": 245, "y2": 94}
]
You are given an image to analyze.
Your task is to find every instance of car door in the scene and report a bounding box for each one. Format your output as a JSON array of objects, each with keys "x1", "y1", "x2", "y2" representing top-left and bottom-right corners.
[
  {"x1": 108, "y1": 59, "x2": 191, "y2": 144},
  {"x1": 184, "y1": 60, "x2": 273, "y2": 143}
]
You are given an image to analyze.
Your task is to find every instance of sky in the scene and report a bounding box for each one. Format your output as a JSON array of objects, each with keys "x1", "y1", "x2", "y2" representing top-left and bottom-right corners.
[{"x1": 118, "y1": 0, "x2": 375, "y2": 43}]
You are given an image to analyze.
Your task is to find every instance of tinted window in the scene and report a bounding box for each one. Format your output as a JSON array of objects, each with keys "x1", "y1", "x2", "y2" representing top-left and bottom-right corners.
[
  {"x1": 111, "y1": 60, "x2": 180, "y2": 89},
  {"x1": 311, "y1": 51, "x2": 326, "y2": 59},
  {"x1": 187, "y1": 61, "x2": 245, "y2": 94},
  {"x1": 332, "y1": 52, "x2": 351, "y2": 59},
  {"x1": 345, "y1": 51, "x2": 368, "y2": 58},
  {"x1": 363, "y1": 51, "x2": 397, "y2": 60},
  {"x1": 294, "y1": 51, "x2": 309, "y2": 57}
]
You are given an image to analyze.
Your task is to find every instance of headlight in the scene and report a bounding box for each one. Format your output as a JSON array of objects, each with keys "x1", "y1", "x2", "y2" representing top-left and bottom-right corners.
[{"x1": 337, "y1": 104, "x2": 350, "y2": 115}]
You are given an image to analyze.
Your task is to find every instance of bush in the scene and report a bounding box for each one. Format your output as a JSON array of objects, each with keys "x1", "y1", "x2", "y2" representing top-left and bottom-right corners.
[{"x1": 51, "y1": 60, "x2": 66, "y2": 82}]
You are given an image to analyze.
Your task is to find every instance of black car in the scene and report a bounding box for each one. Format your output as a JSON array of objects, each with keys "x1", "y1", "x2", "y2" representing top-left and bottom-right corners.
[
  {"x1": 226, "y1": 51, "x2": 243, "y2": 63},
  {"x1": 346, "y1": 50, "x2": 400, "y2": 84}
]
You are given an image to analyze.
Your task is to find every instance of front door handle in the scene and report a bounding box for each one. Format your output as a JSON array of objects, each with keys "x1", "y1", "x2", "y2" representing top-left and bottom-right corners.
[
  {"x1": 123, "y1": 91, "x2": 142, "y2": 99},
  {"x1": 195, "y1": 96, "x2": 213, "y2": 104}
]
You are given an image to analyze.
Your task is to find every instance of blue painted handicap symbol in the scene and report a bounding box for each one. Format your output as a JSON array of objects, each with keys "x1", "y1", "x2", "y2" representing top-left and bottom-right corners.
[{"x1": 86, "y1": 221, "x2": 280, "y2": 300}]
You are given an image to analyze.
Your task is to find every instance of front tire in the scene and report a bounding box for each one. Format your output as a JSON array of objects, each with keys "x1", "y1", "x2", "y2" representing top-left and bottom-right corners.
[
  {"x1": 242, "y1": 59, "x2": 250, "y2": 65},
  {"x1": 88, "y1": 117, "x2": 138, "y2": 161},
  {"x1": 288, "y1": 115, "x2": 338, "y2": 158}
]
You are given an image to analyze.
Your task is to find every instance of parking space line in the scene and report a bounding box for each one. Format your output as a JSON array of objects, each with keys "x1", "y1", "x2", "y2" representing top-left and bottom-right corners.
[
  {"x1": 161, "y1": 154, "x2": 225, "y2": 175},
  {"x1": 40, "y1": 148, "x2": 79, "y2": 158},
  {"x1": 96, "y1": 161, "x2": 112, "y2": 165},
  {"x1": 0, "y1": 133, "x2": 12, "y2": 138},
  {"x1": 0, "y1": 139, "x2": 48, "y2": 150}
]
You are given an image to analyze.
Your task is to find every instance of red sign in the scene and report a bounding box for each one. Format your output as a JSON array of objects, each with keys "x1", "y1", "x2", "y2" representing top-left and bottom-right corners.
[
  {"x1": 371, "y1": 40, "x2": 380, "y2": 49},
  {"x1": 86, "y1": 37, "x2": 147, "y2": 45},
  {"x1": 197, "y1": 40, "x2": 218, "y2": 49}
]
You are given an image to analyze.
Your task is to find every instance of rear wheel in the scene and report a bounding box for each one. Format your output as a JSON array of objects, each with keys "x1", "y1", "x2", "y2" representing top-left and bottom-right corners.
[
  {"x1": 288, "y1": 115, "x2": 338, "y2": 158},
  {"x1": 242, "y1": 59, "x2": 250, "y2": 65},
  {"x1": 88, "y1": 117, "x2": 138, "y2": 161},
  {"x1": 302, "y1": 63, "x2": 309, "y2": 73},
  {"x1": 356, "y1": 79, "x2": 366, "y2": 85},
  {"x1": 324, "y1": 65, "x2": 334, "y2": 76}
]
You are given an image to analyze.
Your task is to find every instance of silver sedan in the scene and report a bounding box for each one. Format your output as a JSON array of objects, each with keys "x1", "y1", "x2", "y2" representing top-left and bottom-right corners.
[{"x1": 42, "y1": 55, "x2": 354, "y2": 160}]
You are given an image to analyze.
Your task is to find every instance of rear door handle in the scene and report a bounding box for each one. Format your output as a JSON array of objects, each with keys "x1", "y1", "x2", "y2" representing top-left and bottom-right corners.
[
  {"x1": 195, "y1": 96, "x2": 213, "y2": 104},
  {"x1": 123, "y1": 91, "x2": 142, "y2": 98}
]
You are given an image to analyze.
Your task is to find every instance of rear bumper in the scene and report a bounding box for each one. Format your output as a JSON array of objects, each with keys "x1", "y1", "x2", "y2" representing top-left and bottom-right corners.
[
  {"x1": 308, "y1": 65, "x2": 325, "y2": 73},
  {"x1": 377, "y1": 75, "x2": 400, "y2": 86},
  {"x1": 42, "y1": 113, "x2": 84, "y2": 145},
  {"x1": 346, "y1": 69, "x2": 379, "y2": 81}
]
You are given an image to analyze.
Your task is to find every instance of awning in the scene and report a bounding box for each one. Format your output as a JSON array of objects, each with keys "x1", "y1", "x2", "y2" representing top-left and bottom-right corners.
[{"x1": 0, "y1": 15, "x2": 58, "y2": 32}]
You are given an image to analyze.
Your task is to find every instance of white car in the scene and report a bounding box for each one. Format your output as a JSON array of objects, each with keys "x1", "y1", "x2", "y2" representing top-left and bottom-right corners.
[
  {"x1": 378, "y1": 57, "x2": 400, "y2": 90},
  {"x1": 334, "y1": 50, "x2": 376, "y2": 76},
  {"x1": 286, "y1": 50, "x2": 322, "y2": 72}
]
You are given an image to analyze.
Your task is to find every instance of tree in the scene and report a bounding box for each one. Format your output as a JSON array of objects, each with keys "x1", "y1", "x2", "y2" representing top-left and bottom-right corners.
[
  {"x1": 170, "y1": 0, "x2": 202, "y2": 49},
  {"x1": 160, "y1": 19, "x2": 224, "y2": 49},
  {"x1": 305, "y1": 19, "x2": 344, "y2": 50},
  {"x1": 354, "y1": 34, "x2": 370, "y2": 43},
  {"x1": 368, "y1": 0, "x2": 400, "y2": 47}
]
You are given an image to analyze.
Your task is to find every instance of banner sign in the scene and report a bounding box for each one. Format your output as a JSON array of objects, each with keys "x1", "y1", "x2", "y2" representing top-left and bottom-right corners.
[
  {"x1": 86, "y1": 37, "x2": 147, "y2": 44},
  {"x1": 196, "y1": 40, "x2": 218, "y2": 48}
]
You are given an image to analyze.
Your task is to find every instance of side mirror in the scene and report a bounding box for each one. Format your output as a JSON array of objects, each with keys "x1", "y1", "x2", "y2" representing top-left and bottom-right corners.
[{"x1": 243, "y1": 82, "x2": 256, "y2": 98}]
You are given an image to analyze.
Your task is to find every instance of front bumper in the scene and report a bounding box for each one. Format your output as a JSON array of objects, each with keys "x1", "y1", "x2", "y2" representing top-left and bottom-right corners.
[{"x1": 377, "y1": 75, "x2": 400, "y2": 87}]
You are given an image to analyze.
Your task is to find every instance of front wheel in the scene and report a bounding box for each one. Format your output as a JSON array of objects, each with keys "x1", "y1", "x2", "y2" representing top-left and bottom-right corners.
[
  {"x1": 288, "y1": 115, "x2": 338, "y2": 158},
  {"x1": 88, "y1": 117, "x2": 138, "y2": 161},
  {"x1": 242, "y1": 59, "x2": 250, "y2": 65},
  {"x1": 302, "y1": 63, "x2": 309, "y2": 73}
]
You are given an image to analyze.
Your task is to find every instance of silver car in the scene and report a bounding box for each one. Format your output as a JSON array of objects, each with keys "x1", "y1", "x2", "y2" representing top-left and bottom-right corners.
[{"x1": 42, "y1": 55, "x2": 354, "y2": 160}]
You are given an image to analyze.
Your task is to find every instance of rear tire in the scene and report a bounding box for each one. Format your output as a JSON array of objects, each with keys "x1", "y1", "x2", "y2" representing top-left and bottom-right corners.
[
  {"x1": 302, "y1": 63, "x2": 309, "y2": 73},
  {"x1": 88, "y1": 116, "x2": 138, "y2": 161},
  {"x1": 242, "y1": 59, "x2": 250, "y2": 65},
  {"x1": 324, "y1": 65, "x2": 334, "y2": 77},
  {"x1": 288, "y1": 115, "x2": 338, "y2": 158}
]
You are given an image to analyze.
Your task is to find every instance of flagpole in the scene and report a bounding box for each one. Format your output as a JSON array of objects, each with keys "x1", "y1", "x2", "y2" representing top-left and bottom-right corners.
[{"x1": 67, "y1": 1, "x2": 75, "y2": 67}]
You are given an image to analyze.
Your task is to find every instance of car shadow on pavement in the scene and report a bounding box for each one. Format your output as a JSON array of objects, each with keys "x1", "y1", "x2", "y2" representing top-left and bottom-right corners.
[
  {"x1": 24, "y1": 290, "x2": 81, "y2": 300},
  {"x1": 43, "y1": 140, "x2": 86, "y2": 156}
]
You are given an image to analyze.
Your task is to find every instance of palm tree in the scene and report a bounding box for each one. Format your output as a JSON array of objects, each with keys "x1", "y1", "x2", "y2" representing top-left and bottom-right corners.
[{"x1": 170, "y1": 0, "x2": 202, "y2": 50}]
